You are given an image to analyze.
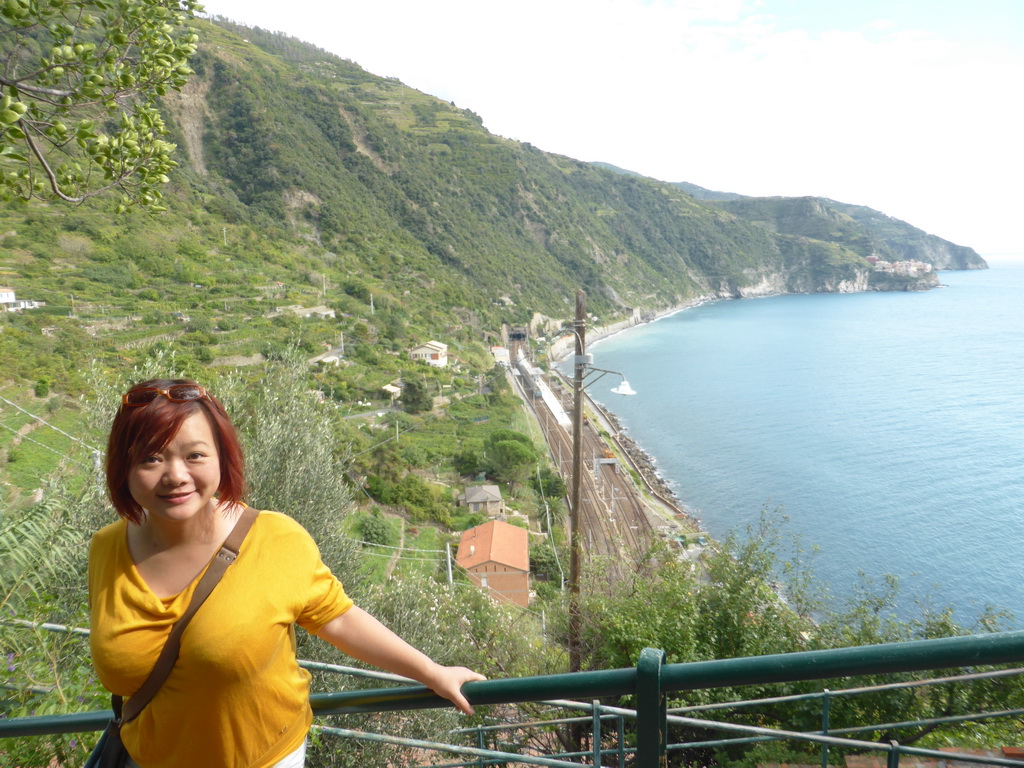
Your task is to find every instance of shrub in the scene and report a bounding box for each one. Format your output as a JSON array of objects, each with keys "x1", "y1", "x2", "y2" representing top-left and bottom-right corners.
[{"x1": 360, "y1": 510, "x2": 394, "y2": 546}]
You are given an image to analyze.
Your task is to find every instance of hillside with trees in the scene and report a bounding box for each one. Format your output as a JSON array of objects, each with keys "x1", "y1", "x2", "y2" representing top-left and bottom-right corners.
[
  {"x1": 2, "y1": 18, "x2": 986, "y2": 400},
  {"x1": 3, "y1": 19, "x2": 989, "y2": 387},
  {"x1": 595, "y1": 165, "x2": 987, "y2": 270}
]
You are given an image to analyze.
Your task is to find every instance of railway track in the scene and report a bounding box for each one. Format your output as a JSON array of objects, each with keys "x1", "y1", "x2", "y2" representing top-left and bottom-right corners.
[{"x1": 514, "y1": 364, "x2": 653, "y2": 578}]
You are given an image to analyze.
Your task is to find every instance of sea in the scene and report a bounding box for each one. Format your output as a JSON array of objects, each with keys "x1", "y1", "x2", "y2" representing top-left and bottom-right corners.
[{"x1": 586, "y1": 257, "x2": 1024, "y2": 628}]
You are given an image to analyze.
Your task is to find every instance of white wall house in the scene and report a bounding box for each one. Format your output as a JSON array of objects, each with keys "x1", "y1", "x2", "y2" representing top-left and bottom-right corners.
[
  {"x1": 409, "y1": 340, "x2": 448, "y2": 368},
  {"x1": 0, "y1": 288, "x2": 44, "y2": 312}
]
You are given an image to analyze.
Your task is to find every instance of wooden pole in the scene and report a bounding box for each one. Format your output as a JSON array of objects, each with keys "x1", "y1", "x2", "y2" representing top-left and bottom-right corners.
[{"x1": 569, "y1": 289, "x2": 586, "y2": 674}]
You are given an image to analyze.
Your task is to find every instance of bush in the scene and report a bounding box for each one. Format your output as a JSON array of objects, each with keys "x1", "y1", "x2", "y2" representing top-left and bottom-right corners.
[
  {"x1": 531, "y1": 466, "x2": 566, "y2": 499},
  {"x1": 530, "y1": 542, "x2": 566, "y2": 583},
  {"x1": 360, "y1": 510, "x2": 393, "y2": 546},
  {"x1": 216, "y1": 353, "x2": 360, "y2": 587},
  {"x1": 455, "y1": 442, "x2": 486, "y2": 475},
  {"x1": 400, "y1": 378, "x2": 433, "y2": 414},
  {"x1": 451, "y1": 512, "x2": 487, "y2": 531}
]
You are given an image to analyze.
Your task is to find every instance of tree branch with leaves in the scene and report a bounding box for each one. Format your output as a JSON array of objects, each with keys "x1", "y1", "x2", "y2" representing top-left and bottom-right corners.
[{"x1": 0, "y1": 0, "x2": 200, "y2": 209}]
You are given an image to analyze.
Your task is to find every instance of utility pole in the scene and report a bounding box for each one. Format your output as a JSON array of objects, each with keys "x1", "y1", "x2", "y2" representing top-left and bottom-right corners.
[{"x1": 569, "y1": 289, "x2": 586, "y2": 675}]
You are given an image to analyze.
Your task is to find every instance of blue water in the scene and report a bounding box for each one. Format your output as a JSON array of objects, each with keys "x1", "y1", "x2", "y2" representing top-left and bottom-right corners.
[{"x1": 588, "y1": 259, "x2": 1024, "y2": 626}]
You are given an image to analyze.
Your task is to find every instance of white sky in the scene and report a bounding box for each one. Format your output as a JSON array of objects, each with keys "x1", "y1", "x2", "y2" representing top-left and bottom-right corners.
[{"x1": 200, "y1": 0, "x2": 1024, "y2": 256}]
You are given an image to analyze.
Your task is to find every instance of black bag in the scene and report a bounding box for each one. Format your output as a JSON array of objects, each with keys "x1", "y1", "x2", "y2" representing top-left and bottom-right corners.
[{"x1": 85, "y1": 705, "x2": 128, "y2": 768}]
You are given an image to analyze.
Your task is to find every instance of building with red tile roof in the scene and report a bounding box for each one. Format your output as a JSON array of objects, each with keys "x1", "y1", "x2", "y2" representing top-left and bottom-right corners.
[{"x1": 456, "y1": 520, "x2": 530, "y2": 607}]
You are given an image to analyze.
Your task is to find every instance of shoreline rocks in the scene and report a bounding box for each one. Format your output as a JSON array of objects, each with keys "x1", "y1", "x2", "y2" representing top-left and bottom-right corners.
[{"x1": 602, "y1": 410, "x2": 702, "y2": 531}]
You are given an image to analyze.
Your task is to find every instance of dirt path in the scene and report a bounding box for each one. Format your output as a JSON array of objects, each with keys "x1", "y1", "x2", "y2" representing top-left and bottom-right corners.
[
  {"x1": 382, "y1": 516, "x2": 406, "y2": 580},
  {"x1": 1, "y1": 417, "x2": 41, "y2": 451},
  {"x1": 13, "y1": 420, "x2": 41, "y2": 443}
]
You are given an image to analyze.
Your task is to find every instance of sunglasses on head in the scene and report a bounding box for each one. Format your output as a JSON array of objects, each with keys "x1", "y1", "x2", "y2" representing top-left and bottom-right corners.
[{"x1": 122, "y1": 385, "x2": 209, "y2": 407}]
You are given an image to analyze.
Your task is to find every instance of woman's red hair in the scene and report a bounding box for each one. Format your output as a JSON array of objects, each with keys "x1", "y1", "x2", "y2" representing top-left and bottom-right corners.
[{"x1": 106, "y1": 378, "x2": 246, "y2": 523}]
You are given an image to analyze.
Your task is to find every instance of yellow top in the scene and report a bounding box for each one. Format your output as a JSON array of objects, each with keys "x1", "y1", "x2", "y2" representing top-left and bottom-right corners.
[{"x1": 89, "y1": 509, "x2": 353, "y2": 768}]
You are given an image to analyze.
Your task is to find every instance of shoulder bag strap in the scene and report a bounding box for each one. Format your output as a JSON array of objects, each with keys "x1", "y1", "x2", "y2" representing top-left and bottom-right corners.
[{"x1": 120, "y1": 505, "x2": 259, "y2": 724}]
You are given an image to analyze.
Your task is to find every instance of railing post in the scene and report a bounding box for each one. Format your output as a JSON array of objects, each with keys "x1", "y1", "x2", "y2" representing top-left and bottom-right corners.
[
  {"x1": 820, "y1": 688, "x2": 831, "y2": 768},
  {"x1": 887, "y1": 741, "x2": 901, "y2": 768},
  {"x1": 476, "y1": 726, "x2": 486, "y2": 768},
  {"x1": 593, "y1": 699, "x2": 603, "y2": 767},
  {"x1": 637, "y1": 647, "x2": 668, "y2": 768},
  {"x1": 617, "y1": 714, "x2": 626, "y2": 768}
]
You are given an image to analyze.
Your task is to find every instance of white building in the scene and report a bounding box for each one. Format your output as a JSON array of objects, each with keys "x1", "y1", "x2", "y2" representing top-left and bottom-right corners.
[
  {"x1": 409, "y1": 340, "x2": 448, "y2": 368},
  {"x1": 0, "y1": 288, "x2": 45, "y2": 312}
]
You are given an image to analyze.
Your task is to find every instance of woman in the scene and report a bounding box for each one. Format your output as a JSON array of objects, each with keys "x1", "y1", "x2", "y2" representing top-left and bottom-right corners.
[{"x1": 89, "y1": 379, "x2": 485, "y2": 767}]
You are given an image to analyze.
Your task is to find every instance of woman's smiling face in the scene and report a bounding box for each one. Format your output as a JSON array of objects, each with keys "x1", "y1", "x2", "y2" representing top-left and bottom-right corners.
[{"x1": 127, "y1": 411, "x2": 222, "y2": 524}]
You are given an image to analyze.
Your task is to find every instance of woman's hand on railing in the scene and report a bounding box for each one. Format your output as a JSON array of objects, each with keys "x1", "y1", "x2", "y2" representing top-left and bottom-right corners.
[
  {"x1": 317, "y1": 606, "x2": 486, "y2": 715},
  {"x1": 421, "y1": 663, "x2": 487, "y2": 716}
]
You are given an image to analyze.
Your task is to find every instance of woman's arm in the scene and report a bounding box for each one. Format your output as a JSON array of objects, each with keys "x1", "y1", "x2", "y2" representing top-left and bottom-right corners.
[{"x1": 316, "y1": 606, "x2": 486, "y2": 715}]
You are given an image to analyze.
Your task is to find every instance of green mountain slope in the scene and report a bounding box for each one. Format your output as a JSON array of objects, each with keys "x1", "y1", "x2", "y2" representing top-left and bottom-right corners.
[
  {"x1": 166, "y1": 22, "x2": 819, "y2": 313},
  {"x1": 707, "y1": 196, "x2": 986, "y2": 270},
  {"x1": 1, "y1": 19, "x2": 982, "y2": 394},
  {"x1": 818, "y1": 198, "x2": 986, "y2": 270},
  {"x1": 592, "y1": 164, "x2": 746, "y2": 201},
  {"x1": 594, "y1": 167, "x2": 986, "y2": 270}
]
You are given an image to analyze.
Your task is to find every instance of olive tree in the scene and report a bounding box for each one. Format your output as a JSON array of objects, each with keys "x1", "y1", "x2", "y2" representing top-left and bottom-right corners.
[{"x1": 0, "y1": 0, "x2": 200, "y2": 209}]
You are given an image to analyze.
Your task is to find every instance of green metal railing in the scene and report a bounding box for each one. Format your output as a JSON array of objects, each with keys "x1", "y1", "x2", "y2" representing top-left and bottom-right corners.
[{"x1": 4, "y1": 629, "x2": 1024, "y2": 767}]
